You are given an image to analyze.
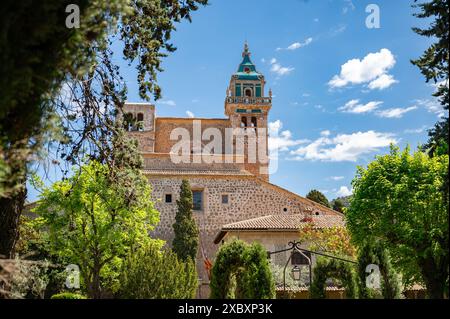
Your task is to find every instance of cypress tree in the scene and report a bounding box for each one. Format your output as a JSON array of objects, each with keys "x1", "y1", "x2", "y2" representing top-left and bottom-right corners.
[{"x1": 172, "y1": 180, "x2": 199, "y2": 261}]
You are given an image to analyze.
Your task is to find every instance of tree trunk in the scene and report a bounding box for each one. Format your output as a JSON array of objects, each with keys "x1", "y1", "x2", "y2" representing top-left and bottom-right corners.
[
  {"x1": 0, "y1": 186, "x2": 27, "y2": 259},
  {"x1": 418, "y1": 255, "x2": 448, "y2": 299},
  {"x1": 87, "y1": 263, "x2": 102, "y2": 299}
]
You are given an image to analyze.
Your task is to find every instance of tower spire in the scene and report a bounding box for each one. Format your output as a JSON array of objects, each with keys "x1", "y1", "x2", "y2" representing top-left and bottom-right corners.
[{"x1": 242, "y1": 40, "x2": 250, "y2": 57}]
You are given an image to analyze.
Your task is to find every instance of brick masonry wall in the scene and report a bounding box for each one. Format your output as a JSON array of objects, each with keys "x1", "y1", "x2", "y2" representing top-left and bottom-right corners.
[{"x1": 146, "y1": 174, "x2": 338, "y2": 281}]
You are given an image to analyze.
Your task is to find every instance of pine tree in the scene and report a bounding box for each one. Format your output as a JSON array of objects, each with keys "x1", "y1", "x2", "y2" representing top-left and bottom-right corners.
[
  {"x1": 306, "y1": 189, "x2": 330, "y2": 208},
  {"x1": 411, "y1": 0, "x2": 449, "y2": 156},
  {"x1": 172, "y1": 180, "x2": 199, "y2": 261}
]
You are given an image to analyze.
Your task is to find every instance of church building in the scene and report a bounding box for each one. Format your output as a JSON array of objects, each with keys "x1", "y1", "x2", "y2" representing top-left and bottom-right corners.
[{"x1": 123, "y1": 43, "x2": 343, "y2": 292}]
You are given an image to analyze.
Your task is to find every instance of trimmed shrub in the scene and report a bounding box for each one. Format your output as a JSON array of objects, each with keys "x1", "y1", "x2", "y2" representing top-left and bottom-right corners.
[
  {"x1": 310, "y1": 258, "x2": 358, "y2": 299},
  {"x1": 50, "y1": 292, "x2": 87, "y2": 299},
  {"x1": 210, "y1": 240, "x2": 275, "y2": 299}
]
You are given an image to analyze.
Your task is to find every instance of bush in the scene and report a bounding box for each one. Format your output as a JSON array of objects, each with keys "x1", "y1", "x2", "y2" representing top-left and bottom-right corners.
[
  {"x1": 50, "y1": 292, "x2": 87, "y2": 299},
  {"x1": 210, "y1": 240, "x2": 275, "y2": 299},
  {"x1": 118, "y1": 245, "x2": 198, "y2": 299},
  {"x1": 310, "y1": 258, "x2": 358, "y2": 299}
]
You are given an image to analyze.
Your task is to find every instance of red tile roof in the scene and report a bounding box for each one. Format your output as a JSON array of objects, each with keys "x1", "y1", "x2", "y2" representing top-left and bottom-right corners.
[{"x1": 214, "y1": 214, "x2": 344, "y2": 244}]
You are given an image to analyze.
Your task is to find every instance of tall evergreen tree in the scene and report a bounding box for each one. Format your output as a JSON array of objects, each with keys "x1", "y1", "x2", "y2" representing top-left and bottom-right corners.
[
  {"x1": 172, "y1": 180, "x2": 199, "y2": 261},
  {"x1": 306, "y1": 189, "x2": 330, "y2": 208},
  {"x1": 411, "y1": 0, "x2": 449, "y2": 155}
]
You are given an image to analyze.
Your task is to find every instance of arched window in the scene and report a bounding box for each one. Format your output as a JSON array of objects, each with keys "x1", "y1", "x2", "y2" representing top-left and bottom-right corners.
[
  {"x1": 245, "y1": 88, "x2": 252, "y2": 97},
  {"x1": 137, "y1": 113, "x2": 144, "y2": 131},
  {"x1": 250, "y1": 116, "x2": 257, "y2": 127},
  {"x1": 124, "y1": 113, "x2": 134, "y2": 131},
  {"x1": 241, "y1": 116, "x2": 248, "y2": 128}
]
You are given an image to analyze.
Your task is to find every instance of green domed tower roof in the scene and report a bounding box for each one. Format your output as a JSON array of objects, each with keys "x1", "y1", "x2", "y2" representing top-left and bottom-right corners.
[{"x1": 234, "y1": 42, "x2": 263, "y2": 81}]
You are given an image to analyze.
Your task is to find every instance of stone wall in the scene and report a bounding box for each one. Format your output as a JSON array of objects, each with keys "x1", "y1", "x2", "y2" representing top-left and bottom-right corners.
[{"x1": 146, "y1": 174, "x2": 339, "y2": 282}]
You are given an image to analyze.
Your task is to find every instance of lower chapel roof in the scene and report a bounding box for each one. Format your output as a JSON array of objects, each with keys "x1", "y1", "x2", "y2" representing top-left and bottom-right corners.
[{"x1": 214, "y1": 214, "x2": 345, "y2": 244}]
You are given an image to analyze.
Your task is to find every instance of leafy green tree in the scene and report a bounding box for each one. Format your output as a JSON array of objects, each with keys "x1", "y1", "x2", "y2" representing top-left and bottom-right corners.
[
  {"x1": 0, "y1": 0, "x2": 207, "y2": 260},
  {"x1": 332, "y1": 199, "x2": 345, "y2": 213},
  {"x1": 0, "y1": 0, "x2": 129, "y2": 259},
  {"x1": 32, "y1": 161, "x2": 162, "y2": 298},
  {"x1": 411, "y1": 0, "x2": 449, "y2": 155},
  {"x1": 172, "y1": 180, "x2": 199, "y2": 262},
  {"x1": 306, "y1": 189, "x2": 330, "y2": 208},
  {"x1": 118, "y1": 246, "x2": 198, "y2": 299},
  {"x1": 346, "y1": 145, "x2": 449, "y2": 298}
]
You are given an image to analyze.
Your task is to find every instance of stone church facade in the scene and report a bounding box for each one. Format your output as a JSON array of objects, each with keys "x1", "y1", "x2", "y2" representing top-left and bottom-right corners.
[{"x1": 124, "y1": 43, "x2": 342, "y2": 287}]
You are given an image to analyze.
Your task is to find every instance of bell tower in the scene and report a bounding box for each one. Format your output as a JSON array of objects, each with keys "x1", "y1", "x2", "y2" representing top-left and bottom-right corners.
[{"x1": 225, "y1": 42, "x2": 272, "y2": 180}]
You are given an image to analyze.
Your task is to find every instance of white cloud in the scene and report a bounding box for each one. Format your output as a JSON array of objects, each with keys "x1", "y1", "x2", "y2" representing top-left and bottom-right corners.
[
  {"x1": 261, "y1": 58, "x2": 266, "y2": 63},
  {"x1": 329, "y1": 24, "x2": 347, "y2": 36},
  {"x1": 336, "y1": 186, "x2": 352, "y2": 197},
  {"x1": 276, "y1": 38, "x2": 313, "y2": 51},
  {"x1": 268, "y1": 120, "x2": 309, "y2": 153},
  {"x1": 158, "y1": 100, "x2": 176, "y2": 106},
  {"x1": 342, "y1": 0, "x2": 355, "y2": 14},
  {"x1": 186, "y1": 110, "x2": 195, "y2": 118},
  {"x1": 302, "y1": 93, "x2": 311, "y2": 97},
  {"x1": 328, "y1": 48, "x2": 397, "y2": 90},
  {"x1": 368, "y1": 74, "x2": 399, "y2": 90},
  {"x1": 415, "y1": 99, "x2": 448, "y2": 118},
  {"x1": 290, "y1": 130, "x2": 397, "y2": 162},
  {"x1": 191, "y1": 99, "x2": 199, "y2": 103},
  {"x1": 270, "y1": 58, "x2": 294, "y2": 77},
  {"x1": 339, "y1": 99, "x2": 382, "y2": 114},
  {"x1": 404, "y1": 125, "x2": 428, "y2": 134},
  {"x1": 330, "y1": 176, "x2": 344, "y2": 181},
  {"x1": 376, "y1": 106, "x2": 417, "y2": 118},
  {"x1": 320, "y1": 130, "x2": 331, "y2": 136}
]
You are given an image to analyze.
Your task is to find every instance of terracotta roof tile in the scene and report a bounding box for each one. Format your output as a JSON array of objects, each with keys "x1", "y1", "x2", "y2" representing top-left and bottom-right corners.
[{"x1": 221, "y1": 214, "x2": 344, "y2": 231}]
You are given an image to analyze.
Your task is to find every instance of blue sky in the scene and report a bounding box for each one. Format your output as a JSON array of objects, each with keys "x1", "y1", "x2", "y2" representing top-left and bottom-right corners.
[{"x1": 28, "y1": 0, "x2": 446, "y2": 202}]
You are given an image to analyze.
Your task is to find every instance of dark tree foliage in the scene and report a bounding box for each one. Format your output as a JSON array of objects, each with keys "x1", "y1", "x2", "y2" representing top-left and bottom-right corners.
[
  {"x1": 172, "y1": 180, "x2": 199, "y2": 262},
  {"x1": 0, "y1": 0, "x2": 208, "y2": 259},
  {"x1": 309, "y1": 258, "x2": 358, "y2": 299},
  {"x1": 209, "y1": 240, "x2": 275, "y2": 299},
  {"x1": 332, "y1": 199, "x2": 345, "y2": 213},
  {"x1": 411, "y1": 0, "x2": 449, "y2": 155},
  {"x1": 118, "y1": 246, "x2": 198, "y2": 299},
  {"x1": 357, "y1": 242, "x2": 401, "y2": 299},
  {"x1": 306, "y1": 189, "x2": 330, "y2": 208}
]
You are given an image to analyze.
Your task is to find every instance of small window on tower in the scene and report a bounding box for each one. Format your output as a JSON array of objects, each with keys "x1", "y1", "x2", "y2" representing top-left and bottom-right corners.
[
  {"x1": 251, "y1": 116, "x2": 257, "y2": 127},
  {"x1": 165, "y1": 194, "x2": 172, "y2": 203},
  {"x1": 245, "y1": 88, "x2": 252, "y2": 97},
  {"x1": 244, "y1": 67, "x2": 250, "y2": 73}
]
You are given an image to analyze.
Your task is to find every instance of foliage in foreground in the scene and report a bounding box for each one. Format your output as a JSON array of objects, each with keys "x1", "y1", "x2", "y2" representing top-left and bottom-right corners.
[
  {"x1": 51, "y1": 292, "x2": 87, "y2": 299},
  {"x1": 118, "y1": 246, "x2": 198, "y2": 299},
  {"x1": 346, "y1": 145, "x2": 449, "y2": 298},
  {"x1": 299, "y1": 224, "x2": 356, "y2": 260},
  {"x1": 357, "y1": 242, "x2": 401, "y2": 299},
  {"x1": 210, "y1": 240, "x2": 275, "y2": 299},
  {"x1": 32, "y1": 161, "x2": 162, "y2": 298},
  {"x1": 310, "y1": 258, "x2": 358, "y2": 299}
]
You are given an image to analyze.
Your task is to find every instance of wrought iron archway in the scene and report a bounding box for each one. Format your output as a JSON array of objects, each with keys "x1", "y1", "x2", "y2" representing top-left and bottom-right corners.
[{"x1": 268, "y1": 241, "x2": 357, "y2": 292}]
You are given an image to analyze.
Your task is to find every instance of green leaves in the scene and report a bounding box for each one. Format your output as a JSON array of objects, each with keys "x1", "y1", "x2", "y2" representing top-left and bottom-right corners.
[
  {"x1": 210, "y1": 240, "x2": 275, "y2": 299},
  {"x1": 32, "y1": 161, "x2": 162, "y2": 298},
  {"x1": 172, "y1": 179, "x2": 199, "y2": 262},
  {"x1": 346, "y1": 145, "x2": 449, "y2": 297},
  {"x1": 118, "y1": 245, "x2": 198, "y2": 299}
]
